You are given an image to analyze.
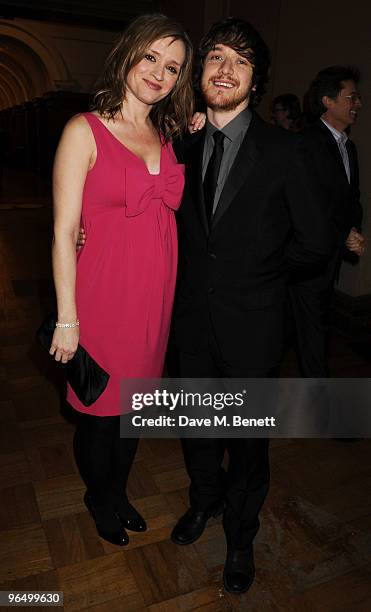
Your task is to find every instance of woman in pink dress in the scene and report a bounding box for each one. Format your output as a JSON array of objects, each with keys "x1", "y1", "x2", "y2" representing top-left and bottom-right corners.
[{"x1": 50, "y1": 14, "x2": 194, "y2": 545}]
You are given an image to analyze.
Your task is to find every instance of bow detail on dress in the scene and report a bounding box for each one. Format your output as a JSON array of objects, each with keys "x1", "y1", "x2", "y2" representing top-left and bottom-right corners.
[{"x1": 124, "y1": 164, "x2": 185, "y2": 217}]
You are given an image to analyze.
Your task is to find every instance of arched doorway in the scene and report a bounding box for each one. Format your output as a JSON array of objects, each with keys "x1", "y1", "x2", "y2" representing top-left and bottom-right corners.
[
  {"x1": 0, "y1": 20, "x2": 71, "y2": 108},
  {"x1": 0, "y1": 21, "x2": 87, "y2": 177}
]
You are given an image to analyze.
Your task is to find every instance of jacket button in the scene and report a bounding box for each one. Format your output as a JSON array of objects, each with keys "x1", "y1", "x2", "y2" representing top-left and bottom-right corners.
[
  {"x1": 208, "y1": 287, "x2": 215, "y2": 294},
  {"x1": 208, "y1": 252, "x2": 217, "y2": 259}
]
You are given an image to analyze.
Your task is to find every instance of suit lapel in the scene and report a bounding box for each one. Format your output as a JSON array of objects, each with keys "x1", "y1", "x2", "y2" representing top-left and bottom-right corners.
[
  {"x1": 212, "y1": 116, "x2": 261, "y2": 229},
  {"x1": 317, "y1": 121, "x2": 350, "y2": 186},
  {"x1": 188, "y1": 132, "x2": 209, "y2": 236},
  {"x1": 346, "y1": 139, "x2": 357, "y2": 187}
]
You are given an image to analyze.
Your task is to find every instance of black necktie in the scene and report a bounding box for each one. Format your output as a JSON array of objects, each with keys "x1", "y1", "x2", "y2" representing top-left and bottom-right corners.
[{"x1": 203, "y1": 130, "x2": 225, "y2": 224}]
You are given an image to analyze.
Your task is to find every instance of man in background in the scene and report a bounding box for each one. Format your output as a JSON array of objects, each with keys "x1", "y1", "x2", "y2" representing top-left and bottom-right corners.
[
  {"x1": 289, "y1": 66, "x2": 365, "y2": 377},
  {"x1": 271, "y1": 92, "x2": 302, "y2": 132}
]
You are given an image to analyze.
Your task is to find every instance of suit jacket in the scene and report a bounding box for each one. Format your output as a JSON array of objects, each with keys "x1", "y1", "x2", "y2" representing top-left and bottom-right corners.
[
  {"x1": 302, "y1": 120, "x2": 362, "y2": 245},
  {"x1": 172, "y1": 112, "x2": 332, "y2": 369}
]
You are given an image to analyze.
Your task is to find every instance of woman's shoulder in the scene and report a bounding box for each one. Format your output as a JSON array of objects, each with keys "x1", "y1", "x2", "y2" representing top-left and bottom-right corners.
[
  {"x1": 64, "y1": 113, "x2": 94, "y2": 135},
  {"x1": 58, "y1": 113, "x2": 96, "y2": 151}
]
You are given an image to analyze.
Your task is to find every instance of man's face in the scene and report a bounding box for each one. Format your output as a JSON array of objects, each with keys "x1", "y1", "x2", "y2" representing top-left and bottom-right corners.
[
  {"x1": 323, "y1": 79, "x2": 362, "y2": 131},
  {"x1": 201, "y1": 43, "x2": 255, "y2": 112}
]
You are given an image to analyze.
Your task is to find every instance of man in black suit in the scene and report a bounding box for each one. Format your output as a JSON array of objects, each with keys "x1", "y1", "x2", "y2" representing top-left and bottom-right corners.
[
  {"x1": 170, "y1": 18, "x2": 332, "y2": 594},
  {"x1": 290, "y1": 66, "x2": 365, "y2": 377}
]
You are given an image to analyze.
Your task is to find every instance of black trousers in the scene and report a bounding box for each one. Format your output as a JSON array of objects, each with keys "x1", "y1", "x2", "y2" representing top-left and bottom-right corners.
[
  {"x1": 289, "y1": 252, "x2": 339, "y2": 377},
  {"x1": 73, "y1": 413, "x2": 138, "y2": 508},
  {"x1": 176, "y1": 324, "x2": 271, "y2": 550}
]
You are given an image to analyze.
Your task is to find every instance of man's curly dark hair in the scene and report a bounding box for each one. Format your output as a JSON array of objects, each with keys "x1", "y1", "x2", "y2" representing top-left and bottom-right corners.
[{"x1": 194, "y1": 17, "x2": 271, "y2": 109}]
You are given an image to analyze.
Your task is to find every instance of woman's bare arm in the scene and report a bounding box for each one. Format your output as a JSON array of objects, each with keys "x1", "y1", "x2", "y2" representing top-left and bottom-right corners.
[{"x1": 51, "y1": 115, "x2": 95, "y2": 363}]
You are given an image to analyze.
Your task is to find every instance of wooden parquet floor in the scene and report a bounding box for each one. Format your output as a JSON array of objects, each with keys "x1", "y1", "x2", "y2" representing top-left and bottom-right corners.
[{"x1": 0, "y1": 174, "x2": 371, "y2": 611}]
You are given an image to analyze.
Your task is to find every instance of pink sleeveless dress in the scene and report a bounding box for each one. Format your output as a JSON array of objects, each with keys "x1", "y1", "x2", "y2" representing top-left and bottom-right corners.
[{"x1": 66, "y1": 112, "x2": 184, "y2": 416}]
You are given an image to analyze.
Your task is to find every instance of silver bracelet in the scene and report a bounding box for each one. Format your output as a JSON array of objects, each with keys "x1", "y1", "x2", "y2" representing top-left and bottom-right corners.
[{"x1": 55, "y1": 320, "x2": 80, "y2": 329}]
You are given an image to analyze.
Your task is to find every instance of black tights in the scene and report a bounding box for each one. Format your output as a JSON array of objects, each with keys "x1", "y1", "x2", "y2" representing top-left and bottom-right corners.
[{"x1": 73, "y1": 413, "x2": 138, "y2": 510}]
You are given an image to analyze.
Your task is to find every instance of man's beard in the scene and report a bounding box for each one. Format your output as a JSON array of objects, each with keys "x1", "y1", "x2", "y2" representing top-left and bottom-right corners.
[{"x1": 202, "y1": 83, "x2": 250, "y2": 112}]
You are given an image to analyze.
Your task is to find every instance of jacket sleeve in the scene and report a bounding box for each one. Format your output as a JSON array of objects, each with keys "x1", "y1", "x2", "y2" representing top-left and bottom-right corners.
[
  {"x1": 284, "y1": 136, "x2": 335, "y2": 269},
  {"x1": 349, "y1": 141, "x2": 363, "y2": 231},
  {"x1": 172, "y1": 130, "x2": 204, "y2": 164},
  {"x1": 172, "y1": 137, "x2": 186, "y2": 163}
]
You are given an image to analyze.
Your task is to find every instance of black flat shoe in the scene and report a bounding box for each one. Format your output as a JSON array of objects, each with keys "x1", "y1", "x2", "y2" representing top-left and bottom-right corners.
[
  {"x1": 171, "y1": 499, "x2": 224, "y2": 545},
  {"x1": 223, "y1": 546, "x2": 255, "y2": 595},
  {"x1": 84, "y1": 493, "x2": 129, "y2": 546},
  {"x1": 116, "y1": 501, "x2": 147, "y2": 533}
]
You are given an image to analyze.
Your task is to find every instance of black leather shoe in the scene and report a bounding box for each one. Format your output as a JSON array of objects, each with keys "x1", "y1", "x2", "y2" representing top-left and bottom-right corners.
[
  {"x1": 117, "y1": 501, "x2": 147, "y2": 532},
  {"x1": 84, "y1": 493, "x2": 129, "y2": 546},
  {"x1": 223, "y1": 547, "x2": 255, "y2": 595},
  {"x1": 171, "y1": 500, "x2": 224, "y2": 545}
]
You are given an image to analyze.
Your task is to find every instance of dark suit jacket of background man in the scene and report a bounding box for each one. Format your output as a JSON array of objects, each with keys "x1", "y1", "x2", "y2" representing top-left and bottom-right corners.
[
  {"x1": 172, "y1": 112, "x2": 333, "y2": 371},
  {"x1": 304, "y1": 120, "x2": 362, "y2": 245},
  {"x1": 289, "y1": 119, "x2": 363, "y2": 376}
]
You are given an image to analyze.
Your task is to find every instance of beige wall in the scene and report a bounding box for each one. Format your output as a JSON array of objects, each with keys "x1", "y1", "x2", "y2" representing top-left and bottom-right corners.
[
  {"x1": 0, "y1": 17, "x2": 117, "y2": 105},
  {"x1": 17, "y1": 18, "x2": 117, "y2": 92}
]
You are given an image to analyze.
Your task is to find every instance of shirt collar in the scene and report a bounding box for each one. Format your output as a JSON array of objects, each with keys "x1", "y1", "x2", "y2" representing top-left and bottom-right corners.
[
  {"x1": 206, "y1": 107, "x2": 252, "y2": 142},
  {"x1": 321, "y1": 117, "x2": 348, "y2": 144}
]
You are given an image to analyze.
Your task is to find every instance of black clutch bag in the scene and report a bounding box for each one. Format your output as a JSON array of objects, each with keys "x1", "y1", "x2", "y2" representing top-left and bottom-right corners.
[{"x1": 36, "y1": 313, "x2": 110, "y2": 407}]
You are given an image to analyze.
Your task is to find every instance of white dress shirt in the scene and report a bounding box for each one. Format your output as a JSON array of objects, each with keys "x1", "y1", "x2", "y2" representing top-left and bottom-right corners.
[{"x1": 321, "y1": 117, "x2": 350, "y2": 183}]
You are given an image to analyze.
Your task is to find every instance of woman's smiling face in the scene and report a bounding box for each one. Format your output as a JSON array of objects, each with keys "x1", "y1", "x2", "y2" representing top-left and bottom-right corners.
[{"x1": 126, "y1": 37, "x2": 186, "y2": 106}]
